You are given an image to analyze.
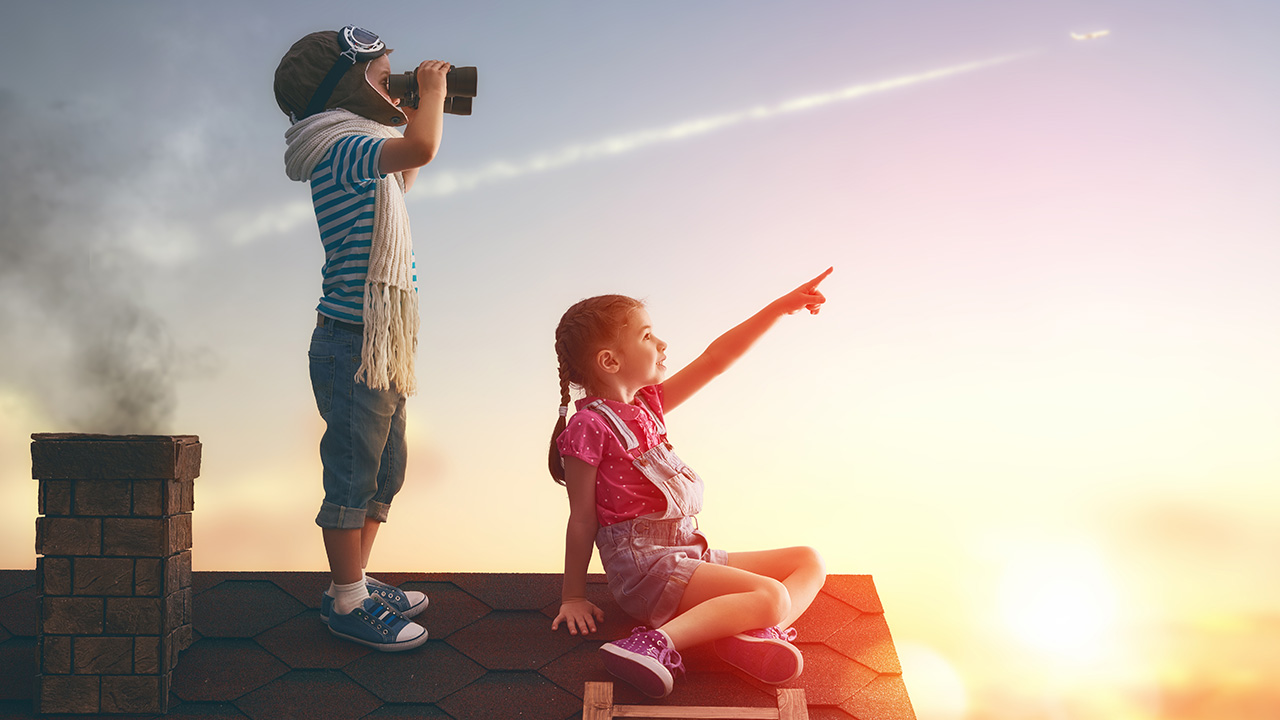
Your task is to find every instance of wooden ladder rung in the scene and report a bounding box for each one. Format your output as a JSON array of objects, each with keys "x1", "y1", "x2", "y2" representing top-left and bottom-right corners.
[{"x1": 584, "y1": 682, "x2": 809, "y2": 720}]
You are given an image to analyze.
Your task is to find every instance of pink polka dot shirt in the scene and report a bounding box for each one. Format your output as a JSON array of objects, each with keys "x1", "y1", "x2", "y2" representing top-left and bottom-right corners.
[{"x1": 557, "y1": 385, "x2": 669, "y2": 526}]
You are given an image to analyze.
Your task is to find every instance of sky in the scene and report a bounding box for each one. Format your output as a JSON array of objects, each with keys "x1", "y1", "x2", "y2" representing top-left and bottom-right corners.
[{"x1": 2, "y1": 1, "x2": 1278, "y2": 718}]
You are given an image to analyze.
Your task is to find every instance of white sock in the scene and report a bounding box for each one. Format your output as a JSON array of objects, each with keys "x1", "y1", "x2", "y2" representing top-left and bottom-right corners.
[
  {"x1": 655, "y1": 628, "x2": 675, "y2": 649},
  {"x1": 332, "y1": 578, "x2": 371, "y2": 615}
]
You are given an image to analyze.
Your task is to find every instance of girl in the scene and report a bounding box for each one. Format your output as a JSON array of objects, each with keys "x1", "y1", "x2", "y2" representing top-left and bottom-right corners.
[{"x1": 548, "y1": 268, "x2": 832, "y2": 698}]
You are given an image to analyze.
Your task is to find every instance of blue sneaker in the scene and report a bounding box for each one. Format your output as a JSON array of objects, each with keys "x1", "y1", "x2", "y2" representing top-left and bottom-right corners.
[
  {"x1": 321, "y1": 576, "x2": 428, "y2": 623},
  {"x1": 600, "y1": 627, "x2": 685, "y2": 698},
  {"x1": 328, "y1": 595, "x2": 427, "y2": 651}
]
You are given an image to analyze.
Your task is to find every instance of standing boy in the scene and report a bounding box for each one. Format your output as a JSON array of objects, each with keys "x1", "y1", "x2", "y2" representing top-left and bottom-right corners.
[{"x1": 274, "y1": 26, "x2": 448, "y2": 651}]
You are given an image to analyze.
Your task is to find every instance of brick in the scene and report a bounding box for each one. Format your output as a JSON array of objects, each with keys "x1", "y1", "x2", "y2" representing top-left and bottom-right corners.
[
  {"x1": 102, "y1": 675, "x2": 163, "y2": 714},
  {"x1": 31, "y1": 434, "x2": 201, "y2": 480},
  {"x1": 165, "y1": 591, "x2": 185, "y2": 632},
  {"x1": 179, "y1": 550, "x2": 193, "y2": 588},
  {"x1": 35, "y1": 517, "x2": 101, "y2": 556},
  {"x1": 41, "y1": 635, "x2": 72, "y2": 674},
  {"x1": 133, "y1": 479, "x2": 163, "y2": 516},
  {"x1": 163, "y1": 552, "x2": 190, "y2": 596},
  {"x1": 169, "y1": 513, "x2": 193, "y2": 552},
  {"x1": 104, "y1": 517, "x2": 166, "y2": 557},
  {"x1": 73, "y1": 636, "x2": 133, "y2": 674},
  {"x1": 176, "y1": 440, "x2": 202, "y2": 481},
  {"x1": 176, "y1": 622, "x2": 193, "y2": 653},
  {"x1": 73, "y1": 479, "x2": 132, "y2": 516},
  {"x1": 173, "y1": 478, "x2": 196, "y2": 513},
  {"x1": 105, "y1": 597, "x2": 161, "y2": 635},
  {"x1": 42, "y1": 596, "x2": 103, "y2": 635},
  {"x1": 39, "y1": 479, "x2": 72, "y2": 516},
  {"x1": 41, "y1": 557, "x2": 72, "y2": 596},
  {"x1": 74, "y1": 557, "x2": 134, "y2": 596},
  {"x1": 135, "y1": 558, "x2": 162, "y2": 596},
  {"x1": 38, "y1": 674, "x2": 99, "y2": 713},
  {"x1": 135, "y1": 635, "x2": 161, "y2": 673}
]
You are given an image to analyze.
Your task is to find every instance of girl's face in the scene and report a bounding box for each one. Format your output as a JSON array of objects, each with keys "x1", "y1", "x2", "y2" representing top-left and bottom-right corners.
[{"x1": 611, "y1": 308, "x2": 668, "y2": 390}]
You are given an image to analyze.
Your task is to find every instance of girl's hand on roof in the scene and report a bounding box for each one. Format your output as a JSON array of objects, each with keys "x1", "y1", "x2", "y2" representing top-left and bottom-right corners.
[{"x1": 552, "y1": 598, "x2": 605, "y2": 635}]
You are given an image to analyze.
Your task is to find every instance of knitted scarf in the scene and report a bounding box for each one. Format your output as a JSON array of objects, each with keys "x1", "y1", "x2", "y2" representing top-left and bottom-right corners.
[{"x1": 284, "y1": 109, "x2": 419, "y2": 394}]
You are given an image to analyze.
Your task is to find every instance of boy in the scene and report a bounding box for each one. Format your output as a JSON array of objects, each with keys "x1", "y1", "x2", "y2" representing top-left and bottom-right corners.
[{"x1": 274, "y1": 26, "x2": 448, "y2": 651}]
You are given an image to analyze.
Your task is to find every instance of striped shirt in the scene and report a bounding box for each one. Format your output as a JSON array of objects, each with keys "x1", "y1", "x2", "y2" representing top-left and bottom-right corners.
[{"x1": 309, "y1": 135, "x2": 417, "y2": 323}]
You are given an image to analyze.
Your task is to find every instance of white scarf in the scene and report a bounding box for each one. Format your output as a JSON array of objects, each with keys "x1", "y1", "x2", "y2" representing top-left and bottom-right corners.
[{"x1": 284, "y1": 109, "x2": 419, "y2": 394}]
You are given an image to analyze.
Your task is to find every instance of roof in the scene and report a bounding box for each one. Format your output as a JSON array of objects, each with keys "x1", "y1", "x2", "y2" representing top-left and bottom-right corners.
[{"x1": 0, "y1": 570, "x2": 915, "y2": 719}]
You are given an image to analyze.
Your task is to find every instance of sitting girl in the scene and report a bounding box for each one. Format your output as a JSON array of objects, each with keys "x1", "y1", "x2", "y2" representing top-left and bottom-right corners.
[{"x1": 548, "y1": 268, "x2": 832, "y2": 698}]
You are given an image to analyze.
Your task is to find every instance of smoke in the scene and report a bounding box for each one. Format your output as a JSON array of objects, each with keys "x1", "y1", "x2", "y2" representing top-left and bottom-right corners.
[{"x1": 0, "y1": 91, "x2": 180, "y2": 434}]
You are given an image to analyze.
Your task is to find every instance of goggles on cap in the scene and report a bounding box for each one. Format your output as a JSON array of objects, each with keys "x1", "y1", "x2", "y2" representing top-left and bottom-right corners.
[{"x1": 301, "y1": 25, "x2": 387, "y2": 120}]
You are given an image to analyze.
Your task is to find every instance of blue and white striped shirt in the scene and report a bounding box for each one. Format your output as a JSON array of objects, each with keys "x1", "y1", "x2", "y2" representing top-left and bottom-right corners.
[{"x1": 309, "y1": 135, "x2": 416, "y2": 323}]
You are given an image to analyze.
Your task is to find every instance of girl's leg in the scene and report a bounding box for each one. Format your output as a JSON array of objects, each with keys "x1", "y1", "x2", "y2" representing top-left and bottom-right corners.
[
  {"x1": 726, "y1": 546, "x2": 826, "y2": 627},
  {"x1": 658, "y1": 546, "x2": 825, "y2": 650}
]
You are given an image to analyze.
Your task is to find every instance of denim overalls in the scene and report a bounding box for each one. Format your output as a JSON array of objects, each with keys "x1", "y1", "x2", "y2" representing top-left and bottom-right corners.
[{"x1": 589, "y1": 395, "x2": 728, "y2": 627}]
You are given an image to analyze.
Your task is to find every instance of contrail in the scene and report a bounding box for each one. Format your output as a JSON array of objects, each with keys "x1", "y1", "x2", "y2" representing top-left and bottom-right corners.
[
  {"x1": 239, "y1": 50, "x2": 1030, "y2": 244},
  {"x1": 411, "y1": 51, "x2": 1031, "y2": 199}
]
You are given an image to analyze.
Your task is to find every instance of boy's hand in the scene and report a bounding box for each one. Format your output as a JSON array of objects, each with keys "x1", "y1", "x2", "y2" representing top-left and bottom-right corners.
[
  {"x1": 552, "y1": 598, "x2": 605, "y2": 635},
  {"x1": 414, "y1": 59, "x2": 451, "y2": 105},
  {"x1": 775, "y1": 266, "x2": 833, "y2": 315}
]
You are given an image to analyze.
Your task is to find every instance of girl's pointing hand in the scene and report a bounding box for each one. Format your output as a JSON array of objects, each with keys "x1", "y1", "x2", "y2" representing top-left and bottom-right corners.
[{"x1": 778, "y1": 266, "x2": 833, "y2": 315}]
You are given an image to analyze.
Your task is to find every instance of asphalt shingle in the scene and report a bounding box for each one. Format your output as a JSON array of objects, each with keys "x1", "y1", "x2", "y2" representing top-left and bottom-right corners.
[{"x1": 0, "y1": 570, "x2": 915, "y2": 719}]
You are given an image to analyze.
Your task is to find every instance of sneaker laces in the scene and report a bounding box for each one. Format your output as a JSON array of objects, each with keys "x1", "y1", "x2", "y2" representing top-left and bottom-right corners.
[
  {"x1": 628, "y1": 626, "x2": 687, "y2": 678},
  {"x1": 366, "y1": 594, "x2": 409, "y2": 626}
]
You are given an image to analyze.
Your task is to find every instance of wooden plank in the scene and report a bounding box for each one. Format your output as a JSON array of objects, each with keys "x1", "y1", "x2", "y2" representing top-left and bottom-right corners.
[
  {"x1": 583, "y1": 682, "x2": 615, "y2": 720},
  {"x1": 776, "y1": 688, "x2": 809, "y2": 720},
  {"x1": 613, "y1": 705, "x2": 779, "y2": 719}
]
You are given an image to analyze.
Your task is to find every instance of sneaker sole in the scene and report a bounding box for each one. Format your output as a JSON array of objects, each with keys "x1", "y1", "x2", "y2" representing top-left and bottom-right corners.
[
  {"x1": 714, "y1": 634, "x2": 804, "y2": 684},
  {"x1": 599, "y1": 644, "x2": 674, "y2": 698},
  {"x1": 328, "y1": 625, "x2": 428, "y2": 652}
]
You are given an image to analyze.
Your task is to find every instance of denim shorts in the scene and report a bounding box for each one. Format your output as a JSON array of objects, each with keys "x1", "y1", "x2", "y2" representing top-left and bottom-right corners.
[
  {"x1": 309, "y1": 316, "x2": 407, "y2": 530},
  {"x1": 595, "y1": 515, "x2": 728, "y2": 627}
]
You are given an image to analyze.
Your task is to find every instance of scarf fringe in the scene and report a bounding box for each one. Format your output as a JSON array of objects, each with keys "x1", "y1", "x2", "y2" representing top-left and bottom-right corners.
[{"x1": 354, "y1": 282, "x2": 419, "y2": 394}]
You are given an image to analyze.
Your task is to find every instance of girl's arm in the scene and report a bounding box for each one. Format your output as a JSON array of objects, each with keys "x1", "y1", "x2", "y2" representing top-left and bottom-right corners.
[
  {"x1": 663, "y1": 267, "x2": 832, "y2": 413},
  {"x1": 551, "y1": 456, "x2": 606, "y2": 634}
]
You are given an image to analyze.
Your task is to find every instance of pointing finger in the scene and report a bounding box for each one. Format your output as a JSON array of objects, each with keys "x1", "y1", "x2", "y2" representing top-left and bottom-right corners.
[{"x1": 805, "y1": 266, "x2": 834, "y2": 290}]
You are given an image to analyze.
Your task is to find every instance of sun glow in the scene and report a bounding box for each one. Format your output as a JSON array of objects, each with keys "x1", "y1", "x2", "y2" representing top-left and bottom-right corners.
[{"x1": 997, "y1": 542, "x2": 1120, "y2": 662}]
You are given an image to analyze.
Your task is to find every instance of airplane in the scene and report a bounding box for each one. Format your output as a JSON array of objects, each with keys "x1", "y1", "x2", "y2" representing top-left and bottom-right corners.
[{"x1": 1071, "y1": 30, "x2": 1111, "y2": 40}]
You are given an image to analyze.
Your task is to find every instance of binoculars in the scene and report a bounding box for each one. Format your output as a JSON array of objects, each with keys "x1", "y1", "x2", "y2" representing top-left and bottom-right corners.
[{"x1": 387, "y1": 66, "x2": 478, "y2": 115}]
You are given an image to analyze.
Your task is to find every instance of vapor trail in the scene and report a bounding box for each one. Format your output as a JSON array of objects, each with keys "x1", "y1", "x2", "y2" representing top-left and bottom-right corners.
[
  {"x1": 238, "y1": 51, "x2": 1029, "y2": 244},
  {"x1": 413, "y1": 51, "x2": 1030, "y2": 199}
]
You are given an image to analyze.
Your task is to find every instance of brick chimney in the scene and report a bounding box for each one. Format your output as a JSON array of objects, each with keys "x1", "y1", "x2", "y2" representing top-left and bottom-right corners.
[{"x1": 31, "y1": 433, "x2": 200, "y2": 715}]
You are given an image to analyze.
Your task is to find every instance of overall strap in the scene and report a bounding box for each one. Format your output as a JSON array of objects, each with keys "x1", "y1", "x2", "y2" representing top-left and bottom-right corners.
[
  {"x1": 584, "y1": 400, "x2": 640, "y2": 454},
  {"x1": 634, "y1": 393, "x2": 667, "y2": 437}
]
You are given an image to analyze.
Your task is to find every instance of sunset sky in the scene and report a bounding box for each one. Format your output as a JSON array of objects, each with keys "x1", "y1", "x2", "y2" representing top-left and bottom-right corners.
[{"x1": 2, "y1": 1, "x2": 1278, "y2": 718}]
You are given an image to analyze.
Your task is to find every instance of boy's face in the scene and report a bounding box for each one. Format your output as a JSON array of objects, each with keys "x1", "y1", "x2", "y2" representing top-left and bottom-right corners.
[{"x1": 365, "y1": 55, "x2": 396, "y2": 105}]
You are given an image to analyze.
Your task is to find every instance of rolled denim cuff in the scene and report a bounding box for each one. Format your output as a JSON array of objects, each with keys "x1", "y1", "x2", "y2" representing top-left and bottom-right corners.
[
  {"x1": 315, "y1": 501, "x2": 371, "y2": 530},
  {"x1": 366, "y1": 500, "x2": 391, "y2": 524}
]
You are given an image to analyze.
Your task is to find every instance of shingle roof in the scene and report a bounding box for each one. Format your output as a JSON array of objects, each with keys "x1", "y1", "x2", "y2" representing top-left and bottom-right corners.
[{"x1": 0, "y1": 570, "x2": 915, "y2": 719}]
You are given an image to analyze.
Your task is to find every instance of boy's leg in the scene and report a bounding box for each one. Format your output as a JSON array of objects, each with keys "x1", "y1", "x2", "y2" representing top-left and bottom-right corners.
[
  {"x1": 360, "y1": 516, "x2": 381, "y2": 570},
  {"x1": 323, "y1": 527, "x2": 366, "y2": 586}
]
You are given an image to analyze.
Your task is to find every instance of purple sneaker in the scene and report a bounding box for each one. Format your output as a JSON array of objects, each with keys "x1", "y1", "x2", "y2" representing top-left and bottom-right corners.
[
  {"x1": 599, "y1": 627, "x2": 685, "y2": 698},
  {"x1": 713, "y1": 626, "x2": 803, "y2": 684}
]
